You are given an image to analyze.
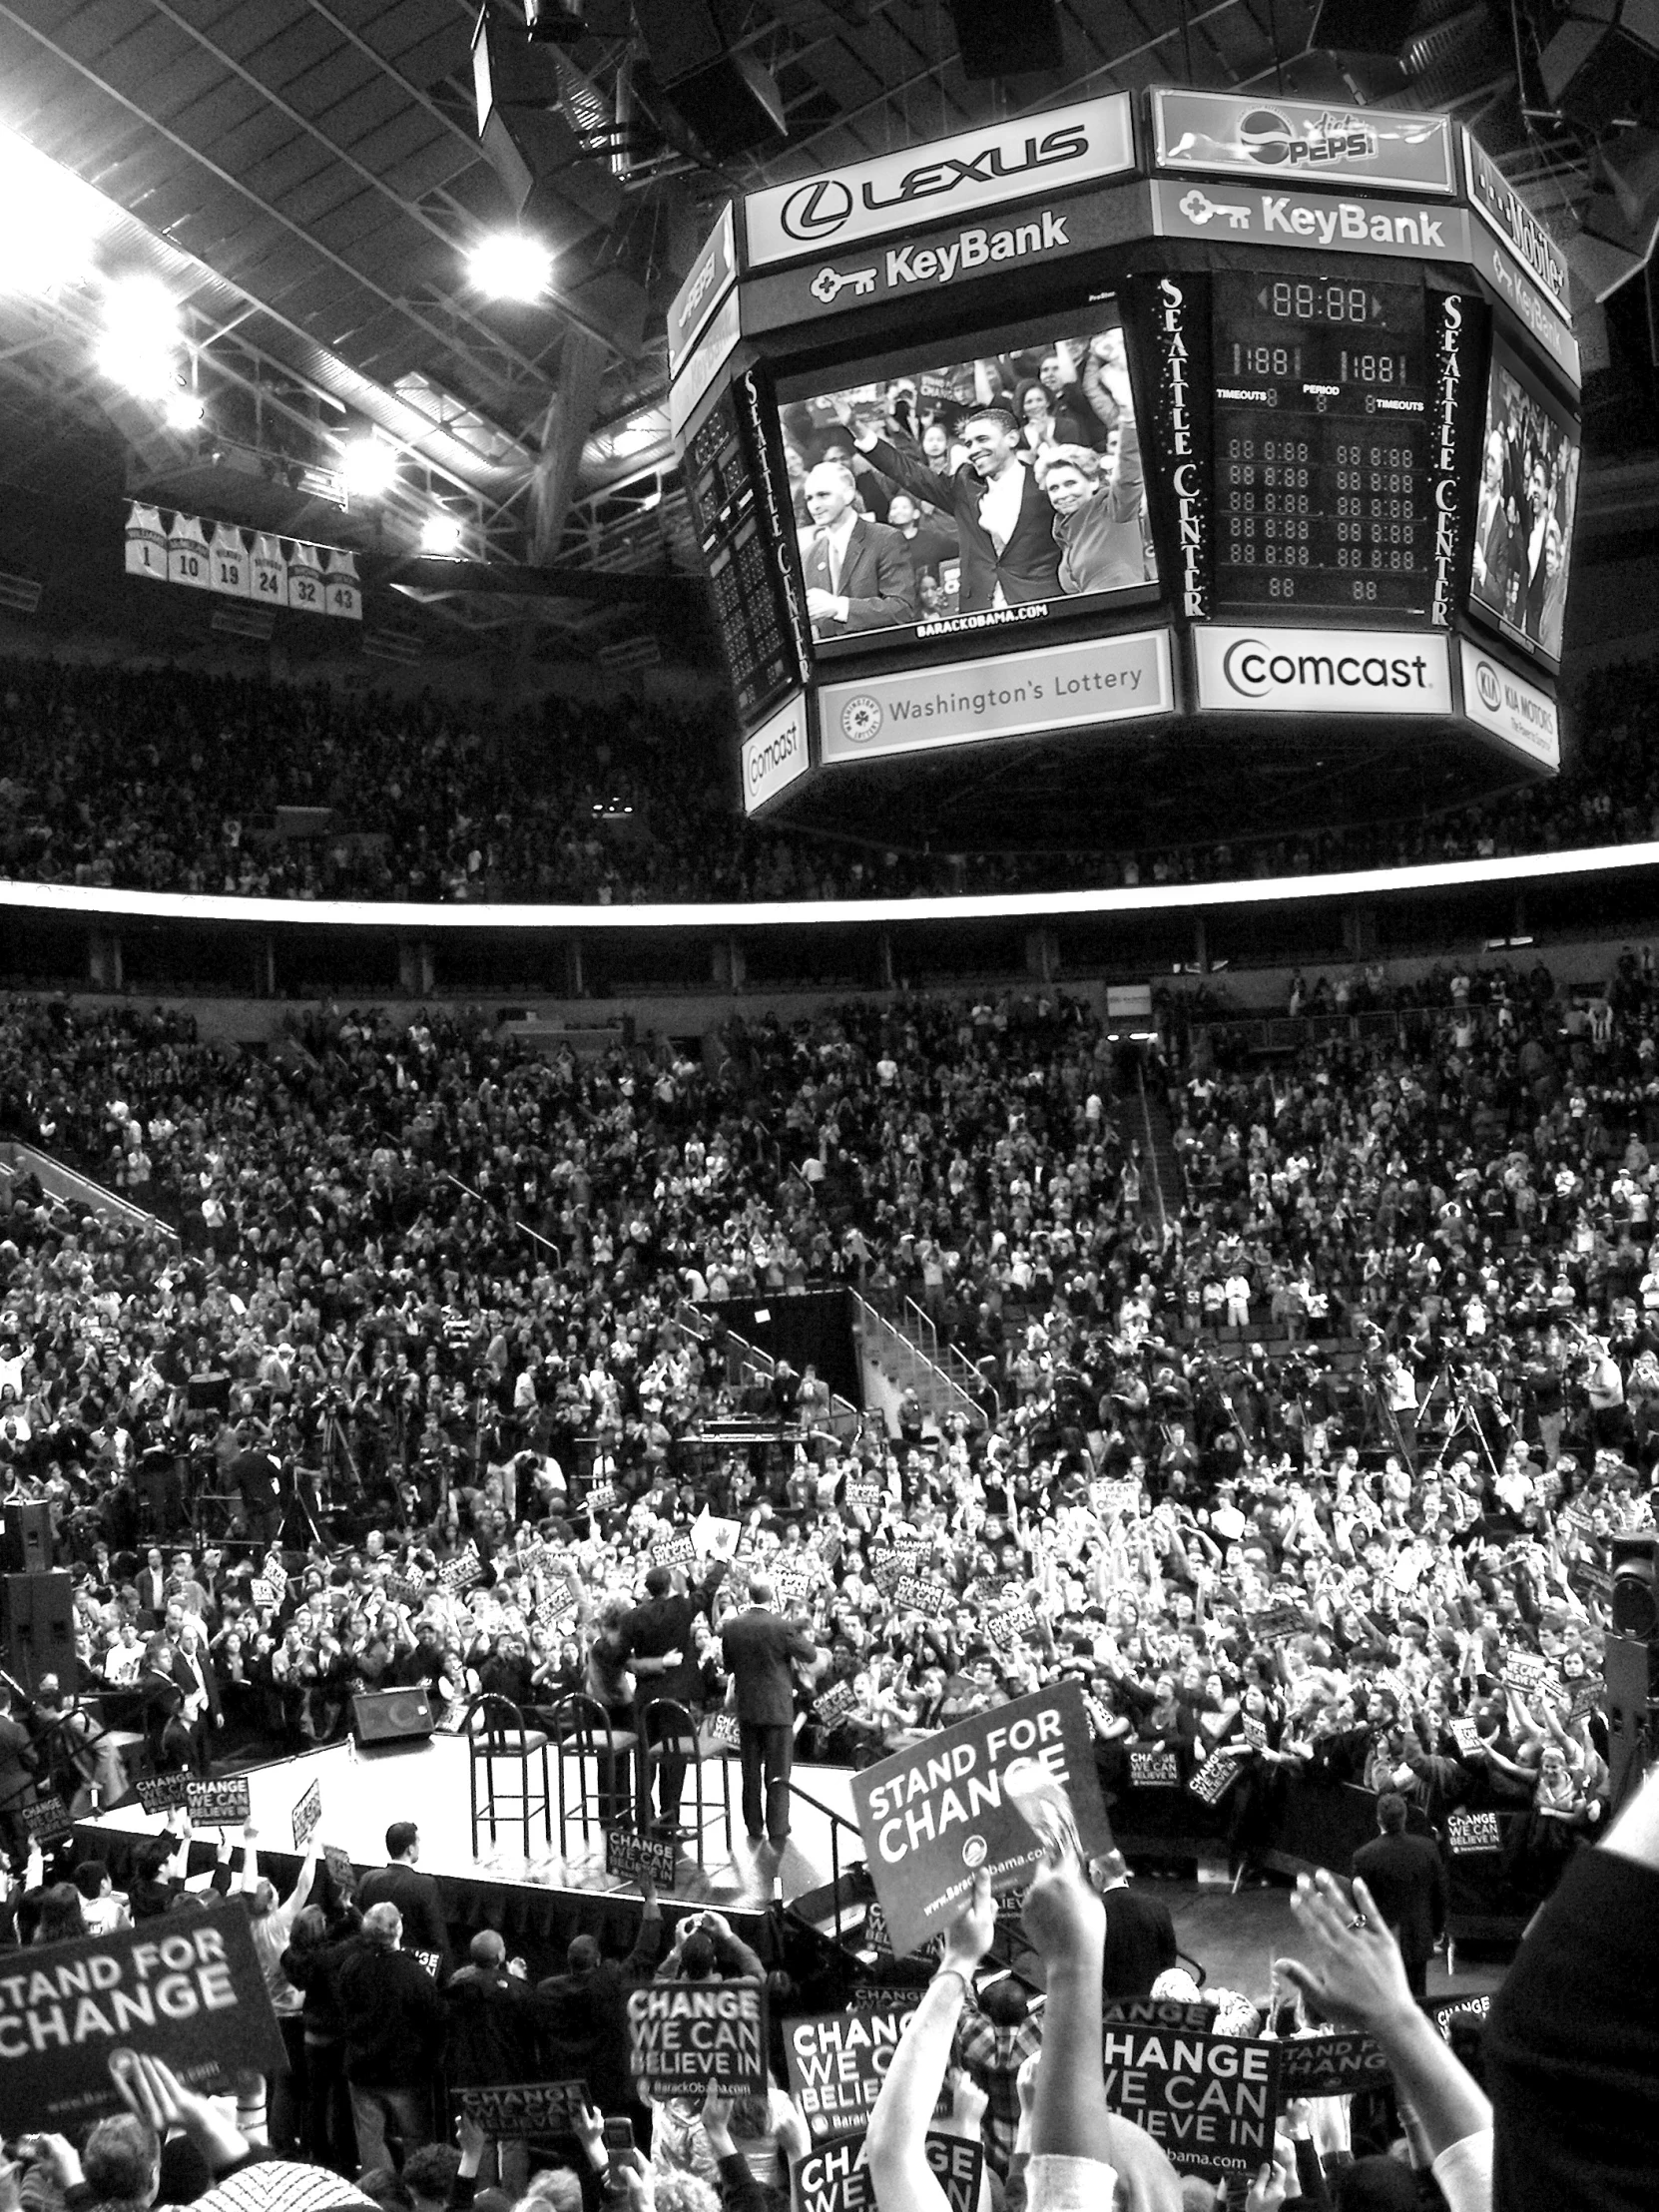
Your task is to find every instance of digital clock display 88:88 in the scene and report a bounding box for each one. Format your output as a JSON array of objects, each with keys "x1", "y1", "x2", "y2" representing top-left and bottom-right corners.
[{"x1": 1210, "y1": 268, "x2": 1431, "y2": 619}]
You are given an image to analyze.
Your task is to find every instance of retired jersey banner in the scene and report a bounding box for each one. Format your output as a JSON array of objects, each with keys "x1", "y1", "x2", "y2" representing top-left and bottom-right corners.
[
  {"x1": 849, "y1": 1681, "x2": 1111, "y2": 1958},
  {"x1": 784, "y1": 2005, "x2": 951, "y2": 2140},
  {"x1": 627, "y1": 1979, "x2": 768, "y2": 2097},
  {"x1": 1102, "y1": 2021, "x2": 1281, "y2": 2175},
  {"x1": 0, "y1": 1906, "x2": 284, "y2": 2133}
]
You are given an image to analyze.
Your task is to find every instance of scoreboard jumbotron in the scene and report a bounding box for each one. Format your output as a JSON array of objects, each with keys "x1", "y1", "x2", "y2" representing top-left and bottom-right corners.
[{"x1": 666, "y1": 86, "x2": 1577, "y2": 851}]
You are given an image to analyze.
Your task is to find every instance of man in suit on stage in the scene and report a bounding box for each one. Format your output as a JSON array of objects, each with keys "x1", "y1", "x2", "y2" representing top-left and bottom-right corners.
[
  {"x1": 620, "y1": 1558, "x2": 728, "y2": 1834},
  {"x1": 1093, "y1": 1849, "x2": 1179, "y2": 2000},
  {"x1": 358, "y1": 1820, "x2": 451, "y2": 1979},
  {"x1": 1352, "y1": 1791, "x2": 1447, "y2": 1997},
  {"x1": 851, "y1": 404, "x2": 1062, "y2": 614},
  {"x1": 799, "y1": 462, "x2": 917, "y2": 640},
  {"x1": 720, "y1": 1575, "x2": 819, "y2": 1850}
]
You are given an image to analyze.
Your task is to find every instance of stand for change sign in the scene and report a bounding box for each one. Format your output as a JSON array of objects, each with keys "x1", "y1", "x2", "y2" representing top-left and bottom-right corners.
[
  {"x1": 628, "y1": 1980, "x2": 768, "y2": 2098},
  {"x1": 849, "y1": 1682, "x2": 1112, "y2": 1958},
  {"x1": 1101, "y1": 2020, "x2": 1281, "y2": 2175},
  {"x1": 0, "y1": 1905, "x2": 285, "y2": 2133}
]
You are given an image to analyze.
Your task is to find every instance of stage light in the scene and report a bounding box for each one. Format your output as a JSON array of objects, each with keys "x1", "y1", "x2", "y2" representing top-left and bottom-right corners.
[
  {"x1": 0, "y1": 130, "x2": 100, "y2": 293},
  {"x1": 102, "y1": 274, "x2": 180, "y2": 348},
  {"x1": 94, "y1": 334, "x2": 176, "y2": 399},
  {"x1": 165, "y1": 387, "x2": 206, "y2": 431},
  {"x1": 467, "y1": 232, "x2": 553, "y2": 300},
  {"x1": 419, "y1": 513, "x2": 466, "y2": 556},
  {"x1": 341, "y1": 436, "x2": 398, "y2": 499}
]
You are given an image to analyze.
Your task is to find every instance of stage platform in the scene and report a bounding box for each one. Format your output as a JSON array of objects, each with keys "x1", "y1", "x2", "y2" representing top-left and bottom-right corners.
[{"x1": 77, "y1": 1739, "x2": 865, "y2": 1971}]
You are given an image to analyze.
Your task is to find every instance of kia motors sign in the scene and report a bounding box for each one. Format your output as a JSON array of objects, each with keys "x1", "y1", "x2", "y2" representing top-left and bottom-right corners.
[
  {"x1": 819, "y1": 630, "x2": 1174, "y2": 765},
  {"x1": 1458, "y1": 640, "x2": 1560, "y2": 769},
  {"x1": 742, "y1": 93, "x2": 1134, "y2": 270},
  {"x1": 741, "y1": 691, "x2": 811, "y2": 813},
  {"x1": 1152, "y1": 88, "x2": 1455, "y2": 196},
  {"x1": 1193, "y1": 626, "x2": 1452, "y2": 716}
]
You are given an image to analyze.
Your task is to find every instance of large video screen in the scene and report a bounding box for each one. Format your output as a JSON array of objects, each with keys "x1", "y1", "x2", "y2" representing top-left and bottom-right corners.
[
  {"x1": 772, "y1": 299, "x2": 1157, "y2": 662},
  {"x1": 1468, "y1": 336, "x2": 1579, "y2": 665}
]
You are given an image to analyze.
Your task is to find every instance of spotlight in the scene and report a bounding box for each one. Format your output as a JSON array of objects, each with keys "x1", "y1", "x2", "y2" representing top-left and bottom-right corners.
[
  {"x1": 165, "y1": 388, "x2": 206, "y2": 431},
  {"x1": 341, "y1": 436, "x2": 399, "y2": 499},
  {"x1": 420, "y1": 513, "x2": 466, "y2": 556},
  {"x1": 102, "y1": 274, "x2": 180, "y2": 347},
  {"x1": 94, "y1": 335, "x2": 176, "y2": 399},
  {"x1": 467, "y1": 232, "x2": 553, "y2": 301},
  {"x1": 0, "y1": 129, "x2": 100, "y2": 294}
]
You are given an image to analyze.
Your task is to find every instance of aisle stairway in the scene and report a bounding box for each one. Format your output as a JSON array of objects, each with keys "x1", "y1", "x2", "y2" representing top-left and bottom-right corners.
[{"x1": 850, "y1": 1290, "x2": 991, "y2": 1433}]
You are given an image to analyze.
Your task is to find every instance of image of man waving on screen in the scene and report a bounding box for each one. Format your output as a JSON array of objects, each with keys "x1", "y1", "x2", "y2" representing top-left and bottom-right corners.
[{"x1": 851, "y1": 403, "x2": 1061, "y2": 615}]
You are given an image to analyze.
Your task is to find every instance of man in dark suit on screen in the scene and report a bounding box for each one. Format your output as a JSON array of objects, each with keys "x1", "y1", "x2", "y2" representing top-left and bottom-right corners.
[
  {"x1": 1352, "y1": 1790, "x2": 1447, "y2": 1997},
  {"x1": 799, "y1": 462, "x2": 917, "y2": 639},
  {"x1": 720, "y1": 1575, "x2": 819, "y2": 1849},
  {"x1": 851, "y1": 404, "x2": 1062, "y2": 614}
]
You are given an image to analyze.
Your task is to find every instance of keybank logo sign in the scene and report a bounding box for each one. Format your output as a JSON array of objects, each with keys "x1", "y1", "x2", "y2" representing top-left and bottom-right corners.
[
  {"x1": 1194, "y1": 626, "x2": 1452, "y2": 717},
  {"x1": 745, "y1": 93, "x2": 1133, "y2": 267}
]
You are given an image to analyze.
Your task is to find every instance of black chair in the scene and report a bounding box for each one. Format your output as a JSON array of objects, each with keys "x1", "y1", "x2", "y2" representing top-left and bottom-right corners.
[
  {"x1": 549, "y1": 1692, "x2": 639, "y2": 1853},
  {"x1": 640, "y1": 1696, "x2": 730, "y2": 1870},
  {"x1": 464, "y1": 1693, "x2": 552, "y2": 1858}
]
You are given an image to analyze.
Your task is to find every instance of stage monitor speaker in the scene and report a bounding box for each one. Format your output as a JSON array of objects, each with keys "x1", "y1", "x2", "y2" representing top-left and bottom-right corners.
[
  {"x1": 351, "y1": 1687, "x2": 436, "y2": 1747},
  {"x1": 0, "y1": 1572, "x2": 76, "y2": 1695},
  {"x1": 634, "y1": 0, "x2": 787, "y2": 158},
  {"x1": 1611, "y1": 1532, "x2": 1659, "y2": 1638},
  {"x1": 1, "y1": 1502, "x2": 52, "y2": 1576},
  {"x1": 1541, "y1": 1, "x2": 1659, "y2": 132},
  {"x1": 949, "y1": 0, "x2": 1064, "y2": 78}
]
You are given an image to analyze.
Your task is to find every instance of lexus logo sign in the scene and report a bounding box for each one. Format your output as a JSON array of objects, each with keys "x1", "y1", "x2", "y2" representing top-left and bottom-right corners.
[{"x1": 781, "y1": 178, "x2": 854, "y2": 242}]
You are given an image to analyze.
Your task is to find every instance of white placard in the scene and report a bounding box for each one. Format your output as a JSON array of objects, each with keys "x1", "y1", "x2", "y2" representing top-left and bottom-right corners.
[
  {"x1": 820, "y1": 628, "x2": 1173, "y2": 764},
  {"x1": 741, "y1": 691, "x2": 811, "y2": 813},
  {"x1": 744, "y1": 94, "x2": 1134, "y2": 270},
  {"x1": 1458, "y1": 639, "x2": 1560, "y2": 769},
  {"x1": 1193, "y1": 626, "x2": 1452, "y2": 716}
]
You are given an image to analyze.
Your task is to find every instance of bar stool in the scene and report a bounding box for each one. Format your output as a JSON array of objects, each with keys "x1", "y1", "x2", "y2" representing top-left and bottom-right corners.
[
  {"x1": 465, "y1": 1693, "x2": 552, "y2": 1858},
  {"x1": 549, "y1": 1692, "x2": 639, "y2": 1852},
  {"x1": 641, "y1": 1696, "x2": 729, "y2": 1869}
]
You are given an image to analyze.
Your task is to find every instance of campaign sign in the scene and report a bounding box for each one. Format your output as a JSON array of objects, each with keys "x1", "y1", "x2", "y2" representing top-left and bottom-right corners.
[
  {"x1": 1501, "y1": 1651, "x2": 1553, "y2": 1696},
  {"x1": 1447, "y1": 1811, "x2": 1500, "y2": 1856},
  {"x1": 776, "y1": 1565, "x2": 816, "y2": 1607},
  {"x1": 705, "y1": 1712, "x2": 742, "y2": 1753},
  {"x1": 439, "y1": 1543, "x2": 484, "y2": 1594},
  {"x1": 785, "y1": 2005, "x2": 953, "y2": 2139},
  {"x1": 459, "y1": 2081, "x2": 592, "y2": 2138},
  {"x1": 21, "y1": 1796, "x2": 74, "y2": 1847},
  {"x1": 187, "y1": 1776, "x2": 251, "y2": 1826},
  {"x1": 0, "y1": 1905, "x2": 285, "y2": 2133},
  {"x1": 650, "y1": 1531, "x2": 698, "y2": 1572},
  {"x1": 1106, "y1": 1999, "x2": 1218, "y2": 2032},
  {"x1": 1425, "y1": 1992, "x2": 1490, "y2": 2042},
  {"x1": 850, "y1": 1681, "x2": 1112, "y2": 1959},
  {"x1": 1275, "y1": 2032, "x2": 1388, "y2": 2103},
  {"x1": 1101, "y1": 2022, "x2": 1281, "y2": 2175},
  {"x1": 135, "y1": 1774, "x2": 190, "y2": 1817},
  {"x1": 1568, "y1": 1678, "x2": 1603, "y2": 1723},
  {"x1": 1447, "y1": 1718, "x2": 1483, "y2": 1758},
  {"x1": 1189, "y1": 1748, "x2": 1242, "y2": 1808},
  {"x1": 792, "y1": 2131, "x2": 983, "y2": 2212},
  {"x1": 1130, "y1": 1749, "x2": 1179, "y2": 1788},
  {"x1": 605, "y1": 1826, "x2": 677, "y2": 1887},
  {"x1": 290, "y1": 1780, "x2": 322, "y2": 1851},
  {"x1": 843, "y1": 1480, "x2": 884, "y2": 1511},
  {"x1": 863, "y1": 1902, "x2": 940, "y2": 1963},
  {"x1": 815, "y1": 1681, "x2": 858, "y2": 1728},
  {"x1": 627, "y1": 1978, "x2": 768, "y2": 2097},
  {"x1": 893, "y1": 1575, "x2": 953, "y2": 1615},
  {"x1": 251, "y1": 1578, "x2": 285, "y2": 1612},
  {"x1": 323, "y1": 1844, "x2": 354, "y2": 1890}
]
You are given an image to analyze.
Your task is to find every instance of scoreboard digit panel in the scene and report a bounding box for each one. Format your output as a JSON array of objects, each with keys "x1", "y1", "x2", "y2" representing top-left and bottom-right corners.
[
  {"x1": 684, "y1": 386, "x2": 799, "y2": 729},
  {"x1": 1210, "y1": 269, "x2": 1433, "y2": 621}
]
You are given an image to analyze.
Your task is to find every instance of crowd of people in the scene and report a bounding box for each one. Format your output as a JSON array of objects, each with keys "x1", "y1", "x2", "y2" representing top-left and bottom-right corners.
[
  {"x1": 0, "y1": 651, "x2": 1655, "y2": 908},
  {"x1": 0, "y1": 953, "x2": 1656, "y2": 2208}
]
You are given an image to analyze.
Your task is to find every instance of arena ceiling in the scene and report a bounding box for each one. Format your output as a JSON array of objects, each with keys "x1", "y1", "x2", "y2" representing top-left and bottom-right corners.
[{"x1": 0, "y1": 0, "x2": 1626, "y2": 659}]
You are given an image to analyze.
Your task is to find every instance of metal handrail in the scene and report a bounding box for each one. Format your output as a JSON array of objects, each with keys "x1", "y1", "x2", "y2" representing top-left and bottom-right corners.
[{"x1": 783, "y1": 1776, "x2": 867, "y2": 1953}]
